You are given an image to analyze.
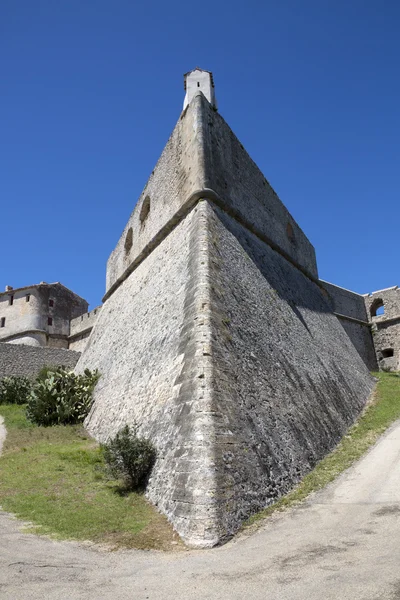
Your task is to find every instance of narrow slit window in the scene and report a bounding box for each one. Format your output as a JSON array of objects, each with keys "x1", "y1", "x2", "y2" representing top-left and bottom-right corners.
[
  {"x1": 0, "y1": 317, "x2": 5, "y2": 327},
  {"x1": 9, "y1": 295, "x2": 14, "y2": 306},
  {"x1": 49, "y1": 299, "x2": 54, "y2": 307},
  {"x1": 48, "y1": 317, "x2": 53, "y2": 326},
  {"x1": 26, "y1": 294, "x2": 30, "y2": 302}
]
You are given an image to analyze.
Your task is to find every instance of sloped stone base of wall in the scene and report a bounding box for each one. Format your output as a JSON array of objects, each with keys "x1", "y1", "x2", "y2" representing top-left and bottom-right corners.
[
  {"x1": 78, "y1": 201, "x2": 374, "y2": 547},
  {"x1": 204, "y1": 203, "x2": 374, "y2": 539},
  {"x1": 0, "y1": 343, "x2": 81, "y2": 379}
]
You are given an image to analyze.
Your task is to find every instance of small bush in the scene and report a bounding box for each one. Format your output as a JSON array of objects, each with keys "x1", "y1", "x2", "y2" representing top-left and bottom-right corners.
[
  {"x1": 102, "y1": 424, "x2": 157, "y2": 491},
  {"x1": 26, "y1": 368, "x2": 100, "y2": 426},
  {"x1": 0, "y1": 376, "x2": 32, "y2": 405},
  {"x1": 36, "y1": 365, "x2": 63, "y2": 382}
]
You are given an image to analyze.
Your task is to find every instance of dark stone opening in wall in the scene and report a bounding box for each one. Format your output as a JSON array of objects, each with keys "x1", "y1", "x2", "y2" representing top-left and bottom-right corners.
[
  {"x1": 0, "y1": 317, "x2": 5, "y2": 328},
  {"x1": 286, "y1": 222, "x2": 295, "y2": 243},
  {"x1": 371, "y1": 299, "x2": 384, "y2": 318},
  {"x1": 124, "y1": 227, "x2": 133, "y2": 254},
  {"x1": 381, "y1": 348, "x2": 394, "y2": 359},
  {"x1": 140, "y1": 195, "x2": 151, "y2": 225}
]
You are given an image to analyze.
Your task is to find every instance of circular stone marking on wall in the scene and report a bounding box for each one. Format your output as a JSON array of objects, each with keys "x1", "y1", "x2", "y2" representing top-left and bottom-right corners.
[
  {"x1": 124, "y1": 227, "x2": 133, "y2": 254},
  {"x1": 140, "y1": 195, "x2": 151, "y2": 225}
]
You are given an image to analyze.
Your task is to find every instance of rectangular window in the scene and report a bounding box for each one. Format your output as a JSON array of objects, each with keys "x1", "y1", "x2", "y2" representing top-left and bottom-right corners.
[
  {"x1": 49, "y1": 299, "x2": 54, "y2": 307},
  {"x1": 48, "y1": 317, "x2": 53, "y2": 326},
  {"x1": 9, "y1": 295, "x2": 14, "y2": 306},
  {"x1": 26, "y1": 294, "x2": 30, "y2": 302},
  {"x1": 0, "y1": 317, "x2": 5, "y2": 328}
]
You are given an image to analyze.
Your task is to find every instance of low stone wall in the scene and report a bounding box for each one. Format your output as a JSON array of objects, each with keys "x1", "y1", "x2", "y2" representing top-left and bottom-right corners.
[
  {"x1": 320, "y1": 280, "x2": 368, "y2": 321},
  {"x1": 69, "y1": 305, "x2": 102, "y2": 338},
  {"x1": 0, "y1": 343, "x2": 81, "y2": 379},
  {"x1": 319, "y1": 280, "x2": 377, "y2": 370}
]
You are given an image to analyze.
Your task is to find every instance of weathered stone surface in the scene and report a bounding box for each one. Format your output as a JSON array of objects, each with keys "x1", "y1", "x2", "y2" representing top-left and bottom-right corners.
[
  {"x1": 200, "y1": 95, "x2": 318, "y2": 279},
  {"x1": 0, "y1": 343, "x2": 80, "y2": 378},
  {"x1": 105, "y1": 97, "x2": 206, "y2": 293},
  {"x1": 204, "y1": 203, "x2": 374, "y2": 539},
  {"x1": 336, "y1": 319, "x2": 378, "y2": 371},
  {"x1": 320, "y1": 280, "x2": 377, "y2": 371},
  {"x1": 78, "y1": 202, "x2": 374, "y2": 547},
  {"x1": 105, "y1": 93, "x2": 318, "y2": 297},
  {"x1": 69, "y1": 305, "x2": 102, "y2": 352},
  {"x1": 364, "y1": 286, "x2": 400, "y2": 371},
  {"x1": 0, "y1": 283, "x2": 88, "y2": 348},
  {"x1": 76, "y1": 91, "x2": 375, "y2": 547},
  {"x1": 80, "y1": 206, "x2": 222, "y2": 546},
  {"x1": 321, "y1": 280, "x2": 369, "y2": 321}
]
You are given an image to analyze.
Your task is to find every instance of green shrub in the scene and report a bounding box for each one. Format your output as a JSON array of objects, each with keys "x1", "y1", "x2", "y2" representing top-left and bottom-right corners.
[
  {"x1": 26, "y1": 368, "x2": 100, "y2": 426},
  {"x1": 36, "y1": 365, "x2": 63, "y2": 382},
  {"x1": 102, "y1": 424, "x2": 157, "y2": 491},
  {"x1": 0, "y1": 376, "x2": 32, "y2": 405}
]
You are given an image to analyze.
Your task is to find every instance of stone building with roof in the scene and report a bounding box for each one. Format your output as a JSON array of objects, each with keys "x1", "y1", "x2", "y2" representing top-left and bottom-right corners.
[{"x1": 0, "y1": 282, "x2": 89, "y2": 348}]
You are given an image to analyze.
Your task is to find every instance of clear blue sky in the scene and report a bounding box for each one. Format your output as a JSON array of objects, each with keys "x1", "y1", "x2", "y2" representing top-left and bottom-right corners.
[{"x1": 2, "y1": 1, "x2": 399, "y2": 308}]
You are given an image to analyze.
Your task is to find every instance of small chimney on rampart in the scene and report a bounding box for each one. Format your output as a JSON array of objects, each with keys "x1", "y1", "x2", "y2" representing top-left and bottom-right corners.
[{"x1": 5, "y1": 285, "x2": 13, "y2": 292}]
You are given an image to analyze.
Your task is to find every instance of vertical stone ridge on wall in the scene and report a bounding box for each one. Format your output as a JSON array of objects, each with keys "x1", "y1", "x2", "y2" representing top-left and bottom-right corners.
[
  {"x1": 146, "y1": 201, "x2": 221, "y2": 547},
  {"x1": 80, "y1": 205, "x2": 225, "y2": 547}
]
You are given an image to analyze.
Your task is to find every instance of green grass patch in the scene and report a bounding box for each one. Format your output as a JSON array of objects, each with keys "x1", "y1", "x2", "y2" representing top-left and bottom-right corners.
[
  {"x1": 0, "y1": 405, "x2": 183, "y2": 551},
  {"x1": 244, "y1": 372, "x2": 400, "y2": 528},
  {"x1": 2, "y1": 373, "x2": 399, "y2": 548}
]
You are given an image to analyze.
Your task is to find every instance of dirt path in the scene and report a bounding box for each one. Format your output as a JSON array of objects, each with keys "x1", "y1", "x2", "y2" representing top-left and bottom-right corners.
[{"x1": 1, "y1": 420, "x2": 400, "y2": 599}]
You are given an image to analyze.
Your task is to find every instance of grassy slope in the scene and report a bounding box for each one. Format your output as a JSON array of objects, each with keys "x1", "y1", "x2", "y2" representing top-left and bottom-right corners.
[
  {"x1": 1, "y1": 373, "x2": 400, "y2": 547},
  {"x1": 245, "y1": 372, "x2": 400, "y2": 526},
  {"x1": 0, "y1": 405, "x2": 183, "y2": 550}
]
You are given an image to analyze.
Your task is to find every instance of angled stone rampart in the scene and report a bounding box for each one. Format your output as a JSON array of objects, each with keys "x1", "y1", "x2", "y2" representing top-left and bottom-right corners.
[
  {"x1": 204, "y1": 203, "x2": 373, "y2": 538},
  {"x1": 105, "y1": 93, "x2": 317, "y2": 300},
  {"x1": 82, "y1": 205, "x2": 222, "y2": 546},
  {"x1": 77, "y1": 91, "x2": 374, "y2": 547}
]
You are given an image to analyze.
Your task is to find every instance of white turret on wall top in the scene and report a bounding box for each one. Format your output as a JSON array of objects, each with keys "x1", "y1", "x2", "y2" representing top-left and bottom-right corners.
[{"x1": 183, "y1": 67, "x2": 217, "y2": 110}]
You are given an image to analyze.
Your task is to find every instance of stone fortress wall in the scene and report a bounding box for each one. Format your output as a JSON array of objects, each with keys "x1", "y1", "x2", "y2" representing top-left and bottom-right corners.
[
  {"x1": 1, "y1": 69, "x2": 399, "y2": 548},
  {"x1": 364, "y1": 287, "x2": 400, "y2": 371},
  {"x1": 319, "y1": 280, "x2": 378, "y2": 371},
  {"x1": 76, "y1": 85, "x2": 375, "y2": 547},
  {"x1": 0, "y1": 342, "x2": 81, "y2": 379},
  {"x1": 105, "y1": 94, "x2": 317, "y2": 300},
  {"x1": 69, "y1": 306, "x2": 102, "y2": 352}
]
